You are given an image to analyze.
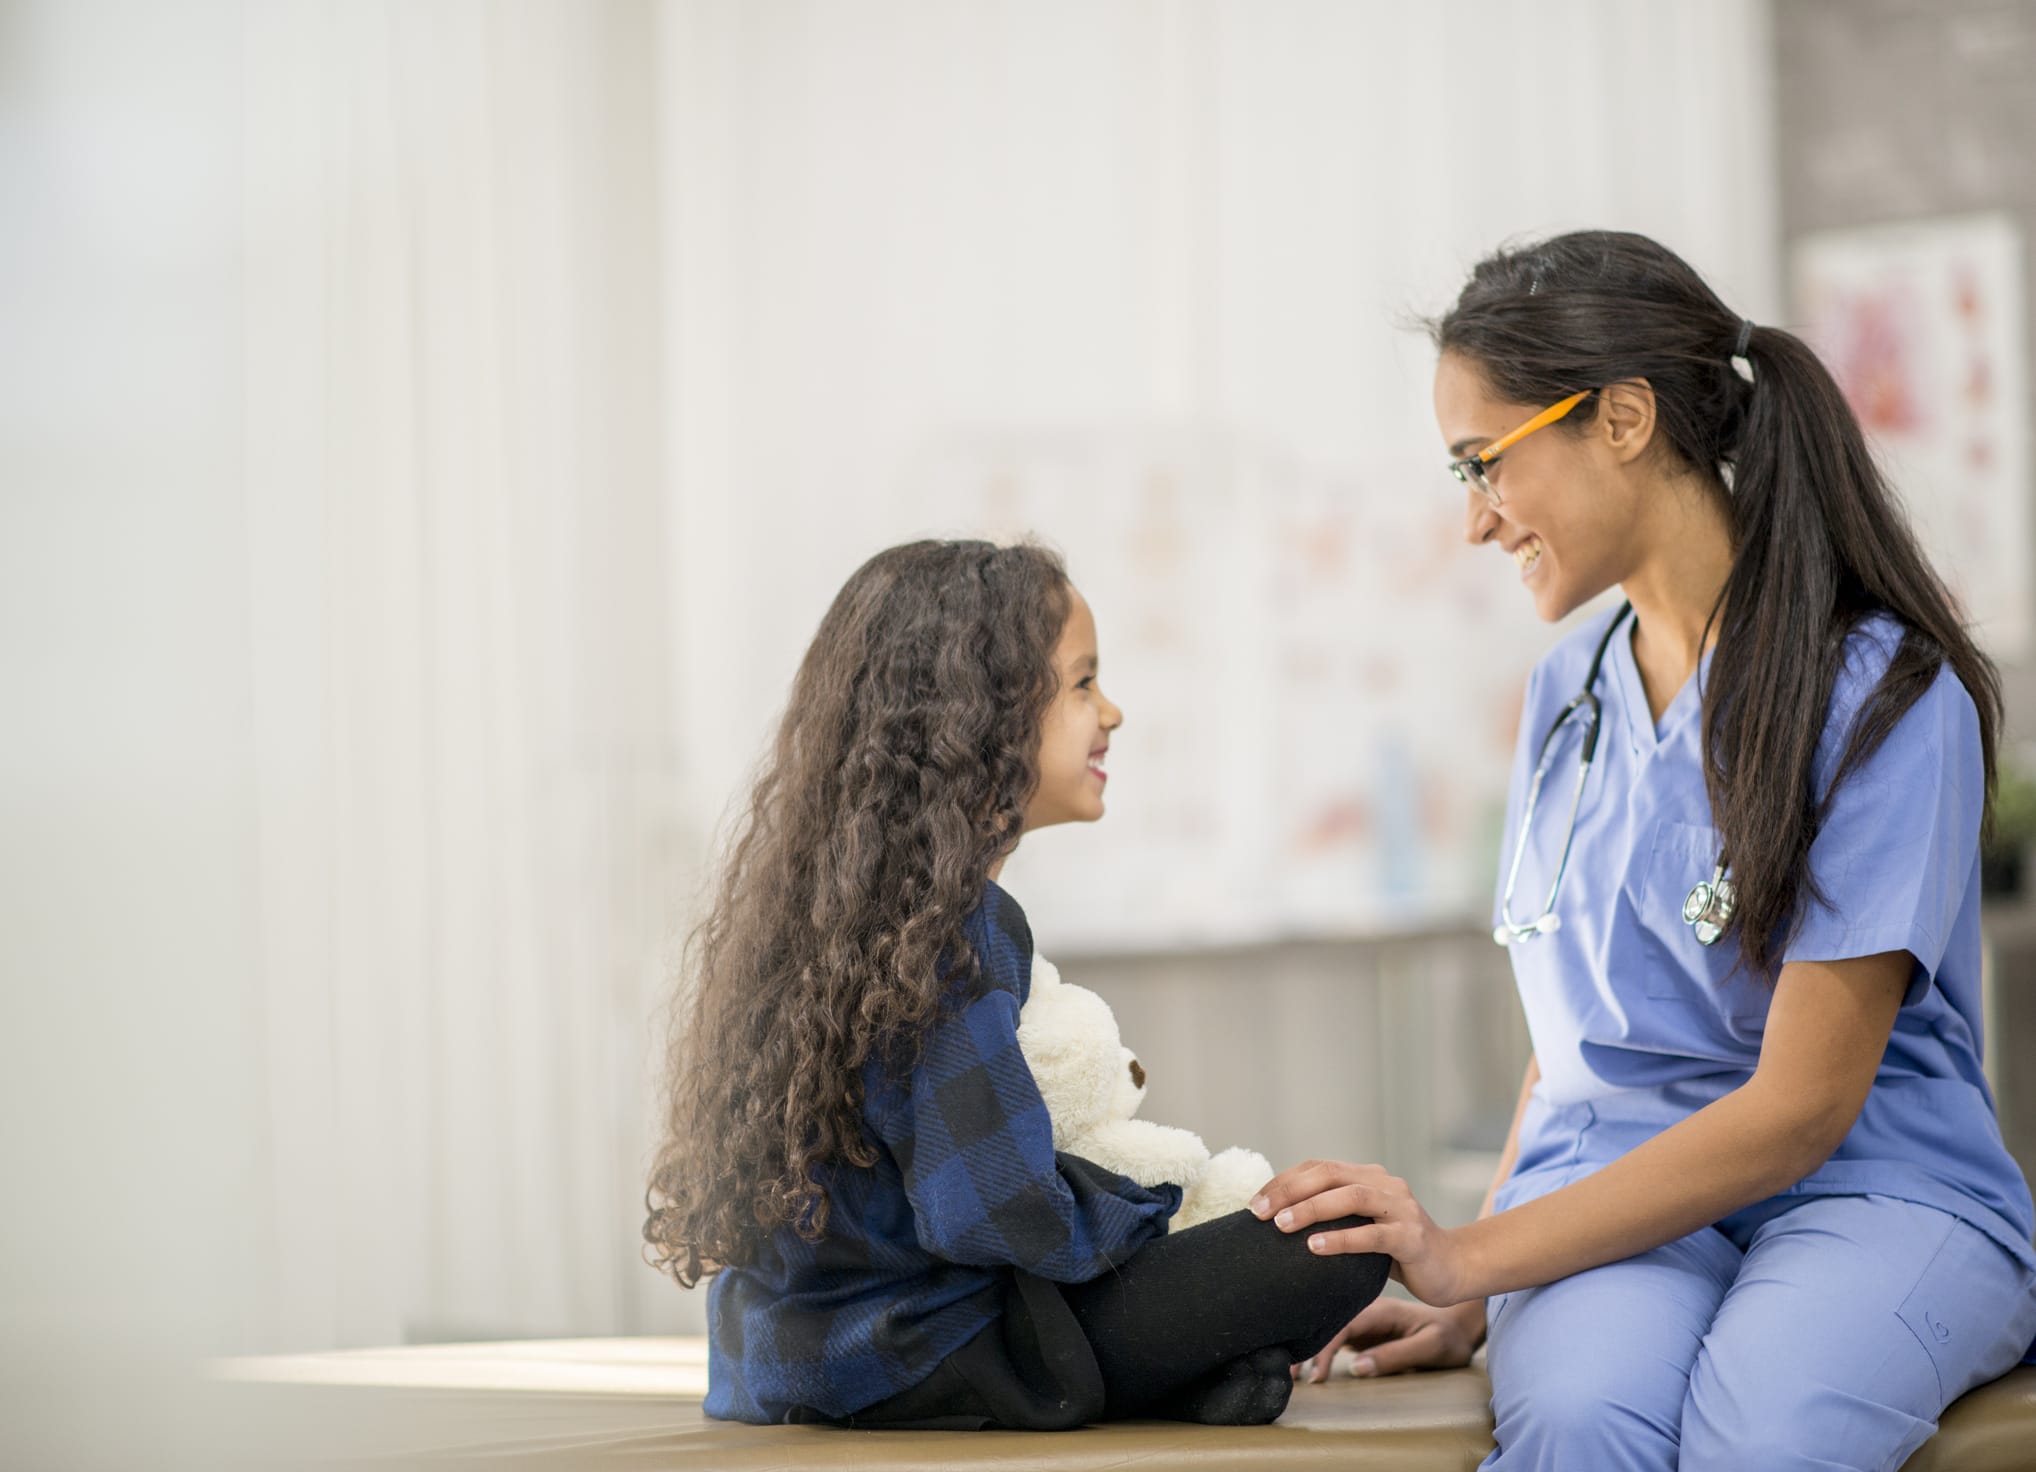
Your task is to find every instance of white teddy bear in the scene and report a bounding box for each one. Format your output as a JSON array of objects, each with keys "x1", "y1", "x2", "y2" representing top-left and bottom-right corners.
[{"x1": 1016, "y1": 954, "x2": 1274, "y2": 1232}]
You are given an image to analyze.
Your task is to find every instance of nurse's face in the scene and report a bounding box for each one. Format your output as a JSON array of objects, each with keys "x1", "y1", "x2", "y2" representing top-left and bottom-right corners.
[{"x1": 1433, "y1": 351, "x2": 1641, "y2": 623}]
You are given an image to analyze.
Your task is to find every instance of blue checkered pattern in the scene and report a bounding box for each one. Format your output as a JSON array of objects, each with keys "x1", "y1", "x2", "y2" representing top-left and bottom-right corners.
[{"x1": 704, "y1": 878, "x2": 1182, "y2": 1423}]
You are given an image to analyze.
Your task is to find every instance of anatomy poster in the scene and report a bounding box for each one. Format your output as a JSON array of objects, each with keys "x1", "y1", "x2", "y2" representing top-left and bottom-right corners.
[{"x1": 1795, "y1": 215, "x2": 2033, "y2": 661}]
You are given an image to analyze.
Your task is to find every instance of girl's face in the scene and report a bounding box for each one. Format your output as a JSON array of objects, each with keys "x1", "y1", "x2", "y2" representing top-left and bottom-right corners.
[
  {"x1": 1022, "y1": 587, "x2": 1122, "y2": 832},
  {"x1": 1433, "y1": 350, "x2": 1642, "y2": 623}
]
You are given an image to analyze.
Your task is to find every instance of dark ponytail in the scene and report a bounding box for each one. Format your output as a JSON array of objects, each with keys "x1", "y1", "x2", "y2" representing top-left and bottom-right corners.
[{"x1": 1435, "y1": 230, "x2": 2000, "y2": 979}]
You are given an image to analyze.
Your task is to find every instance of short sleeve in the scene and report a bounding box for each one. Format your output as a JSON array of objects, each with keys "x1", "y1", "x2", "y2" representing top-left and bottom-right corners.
[{"x1": 1781, "y1": 659, "x2": 1983, "y2": 1007}]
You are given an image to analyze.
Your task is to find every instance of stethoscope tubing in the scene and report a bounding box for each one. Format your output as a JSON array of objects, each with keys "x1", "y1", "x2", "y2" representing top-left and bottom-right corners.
[{"x1": 1494, "y1": 602, "x2": 1736, "y2": 947}]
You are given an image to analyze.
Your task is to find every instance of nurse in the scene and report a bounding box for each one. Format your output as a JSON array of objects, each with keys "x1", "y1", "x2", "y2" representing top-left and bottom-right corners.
[{"x1": 1254, "y1": 229, "x2": 2036, "y2": 1471}]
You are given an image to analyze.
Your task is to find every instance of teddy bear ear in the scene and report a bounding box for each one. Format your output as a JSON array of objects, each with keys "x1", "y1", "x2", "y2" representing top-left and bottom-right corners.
[{"x1": 1030, "y1": 954, "x2": 1062, "y2": 990}]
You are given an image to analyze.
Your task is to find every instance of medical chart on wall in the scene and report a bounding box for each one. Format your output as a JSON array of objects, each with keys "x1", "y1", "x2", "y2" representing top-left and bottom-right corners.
[
  {"x1": 893, "y1": 429, "x2": 1568, "y2": 954},
  {"x1": 1794, "y1": 215, "x2": 2034, "y2": 661}
]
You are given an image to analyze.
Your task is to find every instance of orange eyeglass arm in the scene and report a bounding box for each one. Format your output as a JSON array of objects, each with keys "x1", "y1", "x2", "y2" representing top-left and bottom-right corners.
[{"x1": 1476, "y1": 389, "x2": 1592, "y2": 464}]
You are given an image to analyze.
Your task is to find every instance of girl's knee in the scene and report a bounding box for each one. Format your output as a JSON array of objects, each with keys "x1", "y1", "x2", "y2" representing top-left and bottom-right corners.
[
  {"x1": 1283, "y1": 1212, "x2": 1371, "y2": 1255},
  {"x1": 1279, "y1": 1217, "x2": 1389, "y2": 1357},
  {"x1": 1290, "y1": 1215, "x2": 1389, "y2": 1285}
]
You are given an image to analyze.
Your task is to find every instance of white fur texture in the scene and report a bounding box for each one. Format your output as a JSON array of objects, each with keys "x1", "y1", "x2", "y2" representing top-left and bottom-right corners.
[{"x1": 1017, "y1": 955, "x2": 1272, "y2": 1231}]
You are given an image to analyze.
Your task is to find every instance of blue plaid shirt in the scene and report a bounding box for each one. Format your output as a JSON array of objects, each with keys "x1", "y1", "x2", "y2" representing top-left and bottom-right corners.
[{"x1": 704, "y1": 878, "x2": 1181, "y2": 1423}]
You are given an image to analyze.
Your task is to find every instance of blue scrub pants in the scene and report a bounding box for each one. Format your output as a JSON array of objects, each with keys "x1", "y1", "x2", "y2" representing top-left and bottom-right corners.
[{"x1": 1480, "y1": 1193, "x2": 2036, "y2": 1471}]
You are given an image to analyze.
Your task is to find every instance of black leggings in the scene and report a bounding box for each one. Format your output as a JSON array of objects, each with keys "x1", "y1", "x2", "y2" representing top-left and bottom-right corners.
[{"x1": 831, "y1": 1208, "x2": 1390, "y2": 1430}]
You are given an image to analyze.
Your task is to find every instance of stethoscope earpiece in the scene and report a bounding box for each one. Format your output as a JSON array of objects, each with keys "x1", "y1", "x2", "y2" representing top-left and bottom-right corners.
[{"x1": 1492, "y1": 912, "x2": 1562, "y2": 946}]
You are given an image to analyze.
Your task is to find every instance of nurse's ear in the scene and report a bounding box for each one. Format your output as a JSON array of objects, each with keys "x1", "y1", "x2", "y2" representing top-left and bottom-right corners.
[{"x1": 1595, "y1": 379, "x2": 1660, "y2": 466}]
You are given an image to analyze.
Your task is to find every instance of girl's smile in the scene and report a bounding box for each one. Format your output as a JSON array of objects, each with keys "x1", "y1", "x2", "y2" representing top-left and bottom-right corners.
[{"x1": 1021, "y1": 587, "x2": 1123, "y2": 832}]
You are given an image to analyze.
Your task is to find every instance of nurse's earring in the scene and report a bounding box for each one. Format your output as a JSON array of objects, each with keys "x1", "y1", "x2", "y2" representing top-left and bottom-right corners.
[{"x1": 1682, "y1": 862, "x2": 1737, "y2": 947}]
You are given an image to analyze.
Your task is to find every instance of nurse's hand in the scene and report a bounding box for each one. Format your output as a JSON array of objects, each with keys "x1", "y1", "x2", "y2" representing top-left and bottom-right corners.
[
  {"x1": 1291, "y1": 1297, "x2": 1486, "y2": 1383},
  {"x1": 1250, "y1": 1160, "x2": 1471, "y2": 1306}
]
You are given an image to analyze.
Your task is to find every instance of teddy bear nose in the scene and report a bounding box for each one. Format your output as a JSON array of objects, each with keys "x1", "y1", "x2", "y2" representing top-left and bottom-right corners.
[{"x1": 1128, "y1": 1058, "x2": 1145, "y2": 1089}]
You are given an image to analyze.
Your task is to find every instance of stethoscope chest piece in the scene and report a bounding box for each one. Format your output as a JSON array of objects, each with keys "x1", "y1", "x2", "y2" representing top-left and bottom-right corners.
[{"x1": 1682, "y1": 862, "x2": 1737, "y2": 946}]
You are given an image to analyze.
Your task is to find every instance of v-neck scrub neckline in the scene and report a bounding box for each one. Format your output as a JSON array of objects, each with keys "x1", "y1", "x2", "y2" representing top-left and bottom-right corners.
[{"x1": 1612, "y1": 614, "x2": 1715, "y2": 751}]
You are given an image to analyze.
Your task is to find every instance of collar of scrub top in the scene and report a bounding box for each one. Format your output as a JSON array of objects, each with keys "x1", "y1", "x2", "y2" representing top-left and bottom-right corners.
[
  {"x1": 1493, "y1": 600, "x2": 1633, "y2": 947},
  {"x1": 1494, "y1": 603, "x2": 1739, "y2": 948}
]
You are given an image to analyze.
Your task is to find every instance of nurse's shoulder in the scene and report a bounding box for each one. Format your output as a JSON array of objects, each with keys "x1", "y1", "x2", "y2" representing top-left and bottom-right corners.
[{"x1": 1811, "y1": 610, "x2": 1982, "y2": 802}]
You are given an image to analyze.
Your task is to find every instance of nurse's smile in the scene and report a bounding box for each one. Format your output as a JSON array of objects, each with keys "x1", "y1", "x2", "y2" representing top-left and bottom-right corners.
[
  {"x1": 1506, "y1": 532, "x2": 1544, "y2": 580},
  {"x1": 1431, "y1": 349, "x2": 1632, "y2": 627}
]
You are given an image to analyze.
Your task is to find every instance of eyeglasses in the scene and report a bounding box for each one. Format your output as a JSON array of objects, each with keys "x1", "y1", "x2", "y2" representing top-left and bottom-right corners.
[{"x1": 1448, "y1": 389, "x2": 1593, "y2": 507}]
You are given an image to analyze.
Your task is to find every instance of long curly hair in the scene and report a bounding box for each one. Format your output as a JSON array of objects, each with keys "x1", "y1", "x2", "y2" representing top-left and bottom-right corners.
[
  {"x1": 1435, "y1": 230, "x2": 2001, "y2": 979},
  {"x1": 644, "y1": 540, "x2": 1072, "y2": 1287}
]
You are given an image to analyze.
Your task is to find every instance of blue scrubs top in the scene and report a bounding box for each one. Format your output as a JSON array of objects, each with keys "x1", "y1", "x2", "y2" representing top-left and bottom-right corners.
[{"x1": 1493, "y1": 606, "x2": 2036, "y2": 1272}]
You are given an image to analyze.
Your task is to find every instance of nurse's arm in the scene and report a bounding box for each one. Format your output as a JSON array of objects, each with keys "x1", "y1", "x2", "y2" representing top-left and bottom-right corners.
[
  {"x1": 1252, "y1": 949, "x2": 1910, "y2": 1308},
  {"x1": 1448, "y1": 948, "x2": 1910, "y2": 1301}
]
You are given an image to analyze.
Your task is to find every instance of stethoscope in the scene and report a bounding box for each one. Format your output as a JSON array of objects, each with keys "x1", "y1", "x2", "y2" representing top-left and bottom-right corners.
[{"x1": 1492, "y1": 601, "x2": 1738, "y2": 948}]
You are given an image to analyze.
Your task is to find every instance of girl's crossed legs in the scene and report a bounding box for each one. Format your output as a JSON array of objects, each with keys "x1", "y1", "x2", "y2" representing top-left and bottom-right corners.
[{"x1": 842, "y1": 1207, "x2": 1391, "y2": 1430}]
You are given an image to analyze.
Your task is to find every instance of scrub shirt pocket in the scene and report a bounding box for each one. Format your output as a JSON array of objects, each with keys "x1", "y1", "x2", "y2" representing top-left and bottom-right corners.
[{"x1": 1638, "y1": 820, "x2": 1771, "y2": 1021}]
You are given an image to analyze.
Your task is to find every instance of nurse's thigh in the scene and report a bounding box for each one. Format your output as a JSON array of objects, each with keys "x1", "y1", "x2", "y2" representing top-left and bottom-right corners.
[
  {"x1": 1681, "y1": 1194, "x2": 2036, "y2": 1472},
  {"x1": 1481, "y1": 1225, "x2": 1739, "y2": 1472}
]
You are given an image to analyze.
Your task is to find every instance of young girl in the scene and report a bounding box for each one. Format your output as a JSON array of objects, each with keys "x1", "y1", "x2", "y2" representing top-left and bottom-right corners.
[
  {"x1": 645, "y1": 539, "x2": 1388, "y2": 1430},
  {"x1": 1266, "y1": 231, "x2": 2036, "y2": 1470}
]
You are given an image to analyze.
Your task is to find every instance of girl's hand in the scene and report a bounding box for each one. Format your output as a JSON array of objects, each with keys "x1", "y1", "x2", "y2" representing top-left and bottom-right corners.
[
  {"x1": 1250, "y1": 1160, "x2": 1474, "y2": 1306},
  {"x1": 1292, "y1": 1296, "x2": 1486, "y2": 1383}
]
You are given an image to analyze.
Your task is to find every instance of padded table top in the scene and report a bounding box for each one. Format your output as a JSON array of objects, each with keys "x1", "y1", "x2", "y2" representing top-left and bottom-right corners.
[{"x1": 208, "y1": 1336, "x2": 2036, "y2": 1470}]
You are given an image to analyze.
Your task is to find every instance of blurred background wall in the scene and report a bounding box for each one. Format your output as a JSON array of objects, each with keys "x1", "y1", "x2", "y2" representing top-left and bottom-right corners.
[
  {"x1": 1770, "y1": 0, "x2": 2036, "y2": 1247},
  {"x1": 4, "y1": 4, "x2": 266, "y2": 1462},
  {"x1": 4, "y1": 7, "x2": 2032, "y2": 1461},
  {"x1": 1777, "y1": 0, "x2": 2036, "y2": 719},
  {"x1": 652, "y1": 0, "x2": 1775, "y2": 1338}
]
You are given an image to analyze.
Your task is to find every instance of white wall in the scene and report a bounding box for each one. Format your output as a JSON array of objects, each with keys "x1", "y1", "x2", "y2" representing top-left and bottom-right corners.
[
  {"x1": 1, "y1": 0, "x2": 265, "y2": 1462},
  {"x1": 0, "y1": 4, "x2": 1780, "y2": 1415},
  {"x1": 657, "y1": 0, "x2": 1782, "y2": 955}
]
